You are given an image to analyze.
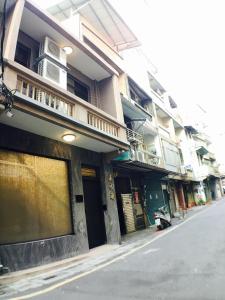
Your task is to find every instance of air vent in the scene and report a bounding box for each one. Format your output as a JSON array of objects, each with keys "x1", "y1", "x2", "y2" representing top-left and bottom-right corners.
[
  {"x1": 38, "y1": 58, "x2": 67, "y2": 89},
  {"x1": 39, "y1": 37, "x2": 67, "y2": 66},
  {"x1": 46, "y1": 61, "x2": 60, "y2": 83},
  {"x1": 47, "y1": 40, "x2": 60, "y2": 59}
]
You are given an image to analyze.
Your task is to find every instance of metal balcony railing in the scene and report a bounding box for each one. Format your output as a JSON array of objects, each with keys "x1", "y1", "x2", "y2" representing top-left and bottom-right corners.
[
  {"x1": 130, "y1": 144, "x2": 161, "y2": 167},
  {"x1": 126, "y1": 128, "x2": 144, "y2": 144}
]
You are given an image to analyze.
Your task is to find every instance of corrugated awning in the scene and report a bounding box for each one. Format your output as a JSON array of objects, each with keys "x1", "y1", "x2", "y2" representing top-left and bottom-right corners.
[{"x1": 47, "y1": 0, "x2": 140, "y2": 51}]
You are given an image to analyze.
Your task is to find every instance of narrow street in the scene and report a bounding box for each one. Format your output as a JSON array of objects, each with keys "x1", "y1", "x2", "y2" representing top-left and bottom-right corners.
[{"x1": 7, "y1": 199, "x2": 225, "y2": 300}]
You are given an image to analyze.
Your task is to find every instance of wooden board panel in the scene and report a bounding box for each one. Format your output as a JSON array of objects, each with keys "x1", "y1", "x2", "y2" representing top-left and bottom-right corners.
[{"x1": 121, "y1": 194, "x2": 135, "y2": 233}]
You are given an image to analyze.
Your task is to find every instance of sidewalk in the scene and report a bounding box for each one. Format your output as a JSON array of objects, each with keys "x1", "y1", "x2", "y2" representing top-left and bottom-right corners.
[{"x1": 0, "y1": 200, "x2": 216, "y2": 299}]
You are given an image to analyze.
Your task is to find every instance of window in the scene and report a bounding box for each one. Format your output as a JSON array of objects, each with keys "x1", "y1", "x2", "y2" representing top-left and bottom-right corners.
[
  {"x1": 0, "y1": 149, "x2": 73, "y2": 244},
  {"x1": 15, "y1": 42, "x2": 31, "y2": 68},
  {"x1": 67, "y1": 75, "x2": 89, "y2": 102}
]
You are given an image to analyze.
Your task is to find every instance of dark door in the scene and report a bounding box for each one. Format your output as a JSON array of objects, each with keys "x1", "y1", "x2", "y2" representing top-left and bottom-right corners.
[{"x1": 83, "y1": 177, "x2": 106, "y2": 249}]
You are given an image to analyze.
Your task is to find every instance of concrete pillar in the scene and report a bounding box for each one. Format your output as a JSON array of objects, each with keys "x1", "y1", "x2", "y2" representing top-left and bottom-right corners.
[
  {"x1": 101, "y1": 155, "x2": 121, "y2": 244},
  {"x1": 71, "y1": 149, "x2": 89, "y2": 252},
  {"x1": 98, "y1": 75, "x2": 124, "y2": 123},
  {"x1": 4, "y1": 0, "x2": 25, "y2": 60}
]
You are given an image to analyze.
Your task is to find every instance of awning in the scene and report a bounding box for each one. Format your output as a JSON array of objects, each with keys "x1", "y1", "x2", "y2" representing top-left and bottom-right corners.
[
  {"x1": 47, "y1": 0, "x2": 140, "y2": 51},
  {"x1": 184, "y1": 125, "x2": 198, "y2": 134},
  {"x1": 196, "y1": 146, "x2": 208, "y2": 156},
  {"x1": 112, "y1": 159, "x2": 170, "y2": 174},
  {"x1": 122, "y1": 96, "x2": 152, "y2": 120}
]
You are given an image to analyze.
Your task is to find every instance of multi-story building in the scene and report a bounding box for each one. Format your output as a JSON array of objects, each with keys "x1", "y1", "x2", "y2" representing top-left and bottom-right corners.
[
  {"x1": 183, "y1": 126, "x2": 222, "y2": 204},
  {"x1": 0, "y1": 0, "x2": 222, "y2": 273},
  {"x1": 113, "y1": 49, "x2": 187, "y2": 230},
  {"x1": 0, "y1": 0, "x2": 140, "y2": 271}
]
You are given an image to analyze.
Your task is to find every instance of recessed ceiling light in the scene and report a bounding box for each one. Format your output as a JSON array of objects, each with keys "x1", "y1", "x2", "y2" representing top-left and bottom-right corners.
[
  {"x1": 63, "y1": 46, "x2": 73, "y2": 55},
  {"x1": 62, "y1": 134, "x2": 76, "y2": 142}
]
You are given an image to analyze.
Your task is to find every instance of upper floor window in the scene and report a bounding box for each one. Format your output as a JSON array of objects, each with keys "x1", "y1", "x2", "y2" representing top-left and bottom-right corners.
[
  {"x1": 15, "y1": 42, "x2": 31, "y2": 68},
  {"x1": 67, "y1": 75, "x2": 89, "y2": 102},
  {"x1": 15, "y1": 32, "x2": 40, "y2": 72}
]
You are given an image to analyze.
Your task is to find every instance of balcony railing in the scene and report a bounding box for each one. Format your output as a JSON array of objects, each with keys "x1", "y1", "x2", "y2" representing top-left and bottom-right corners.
[
  {"x1": 14, "y1": 72, "x2": 122, "y2": 139},
  {"x1": 126, "y1": 128, "x2": 144, "y2": 144},
  {"x1": 17, "y1": 76, "x2": 73, "y2": 116},
  {"x1": 131, "y1": 147, "x2": 162, "y2": 167},
  {"x1": 88, "y1": 112, "x2": 119, "y2": 137}
]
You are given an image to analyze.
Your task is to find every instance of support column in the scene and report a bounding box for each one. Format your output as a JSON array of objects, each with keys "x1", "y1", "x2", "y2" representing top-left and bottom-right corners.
[
  {"x1": 4, "y1": 0, "x2": 25, "y2": 60},
  {"x1": 101, "y1": 155, "x2": 121, "y2": 244},
  {"x1": 71, "y1": 149, "x2": 89, "y2": 252}
]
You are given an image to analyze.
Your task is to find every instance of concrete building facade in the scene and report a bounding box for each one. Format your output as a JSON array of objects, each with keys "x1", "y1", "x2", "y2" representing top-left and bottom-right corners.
[{"x1": 0, "y1": 0, "x2": 222, "y2": 272}]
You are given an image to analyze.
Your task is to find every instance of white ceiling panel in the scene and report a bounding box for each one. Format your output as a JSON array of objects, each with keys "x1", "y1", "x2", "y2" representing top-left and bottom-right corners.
[{"x1": 0, "y1": 109, "x2": 117, "y2": 153}]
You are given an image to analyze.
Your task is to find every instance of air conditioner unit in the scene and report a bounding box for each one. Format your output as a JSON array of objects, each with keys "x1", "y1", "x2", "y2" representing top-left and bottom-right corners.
[
  {"x1": 39, "y1": 37, "x2": 67, "y2": 66},
  {"x1": 38, "y1": 59, "x2": 67, "y2": 89},
  {"x1": 137, "y1": 151, "x2": 145, "y2": 163},
  {"x1": 130, "y1": 149, "x2": 136, "y2": 160}
]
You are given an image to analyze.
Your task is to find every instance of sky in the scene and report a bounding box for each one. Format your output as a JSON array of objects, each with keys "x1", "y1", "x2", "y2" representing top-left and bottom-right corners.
[{"x1": 33, "y1": 0, "x2": 225, "y2": 166}]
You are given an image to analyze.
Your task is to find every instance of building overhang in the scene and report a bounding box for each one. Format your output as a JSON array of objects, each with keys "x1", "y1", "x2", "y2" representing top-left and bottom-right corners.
[
  {"x1": 112, "y1": 152, "x2": 169, "y2": 174},
  {"x1": 47, "y1": 0, "x2": 141, "y2": 51},
  {"x1": 207, "y1": 174, "x2": 221, "y2": 179},
  {"x1": 121, "y1": 95, "x2": 152, "y2": 121},
  {"x1": 196, "y1": 146, "x2": 208, "y2": 156},
  {"x1": 128, "y1": 76, "x2": 152, "y2": 104},
  {"x1": 0, "y1": 95, "x2": 129, "y2": 153},
  {"x1": 184, "y1": 125, "x2": 198, "y2": 134},
  {"x1": 168, "y1": 96, "x2": 177, "y2": 108}
]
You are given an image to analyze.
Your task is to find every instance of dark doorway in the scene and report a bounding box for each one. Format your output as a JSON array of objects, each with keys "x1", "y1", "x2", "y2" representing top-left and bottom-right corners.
[
  {"x1": 82, "y1": 169, "x2": 106, "y2": 249},
  {"x1": 114, "y1": 177, "x2": 131, "y2": 235}
]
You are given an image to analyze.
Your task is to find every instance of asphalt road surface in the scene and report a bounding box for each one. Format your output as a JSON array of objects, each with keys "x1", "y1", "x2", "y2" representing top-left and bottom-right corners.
[{"x1": 15, "y1": 200, "x2": 225, "y2": 300}]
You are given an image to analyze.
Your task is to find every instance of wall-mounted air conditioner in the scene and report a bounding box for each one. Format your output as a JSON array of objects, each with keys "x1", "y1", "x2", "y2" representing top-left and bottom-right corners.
[
  {"x1": 39, "y1": 37, "x2": 67, "y2": 66},
  {"x1": 130, "y1": 149, "x2": 136, "y2": 160},
  {"x1": 137, "y1": 151, "x2": 145, "y2": 163},
  {"x1": 38, "y1": 59, "x2": 67, "y2": 89}
]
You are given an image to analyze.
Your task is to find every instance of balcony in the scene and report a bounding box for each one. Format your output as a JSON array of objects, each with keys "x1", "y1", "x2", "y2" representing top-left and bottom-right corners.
[
  {"x1": 131, "y1": 146, "x2": 162, "y2": 168},
  {"x1": 126, "y1": 128, "x2": 143, "y2": 144},
  {"x1": 125, "y1": 128, "x2": 163, "y2": 169},
  {"x1": 3, "y1": 61, "x2": 128, "y2": 152}
]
